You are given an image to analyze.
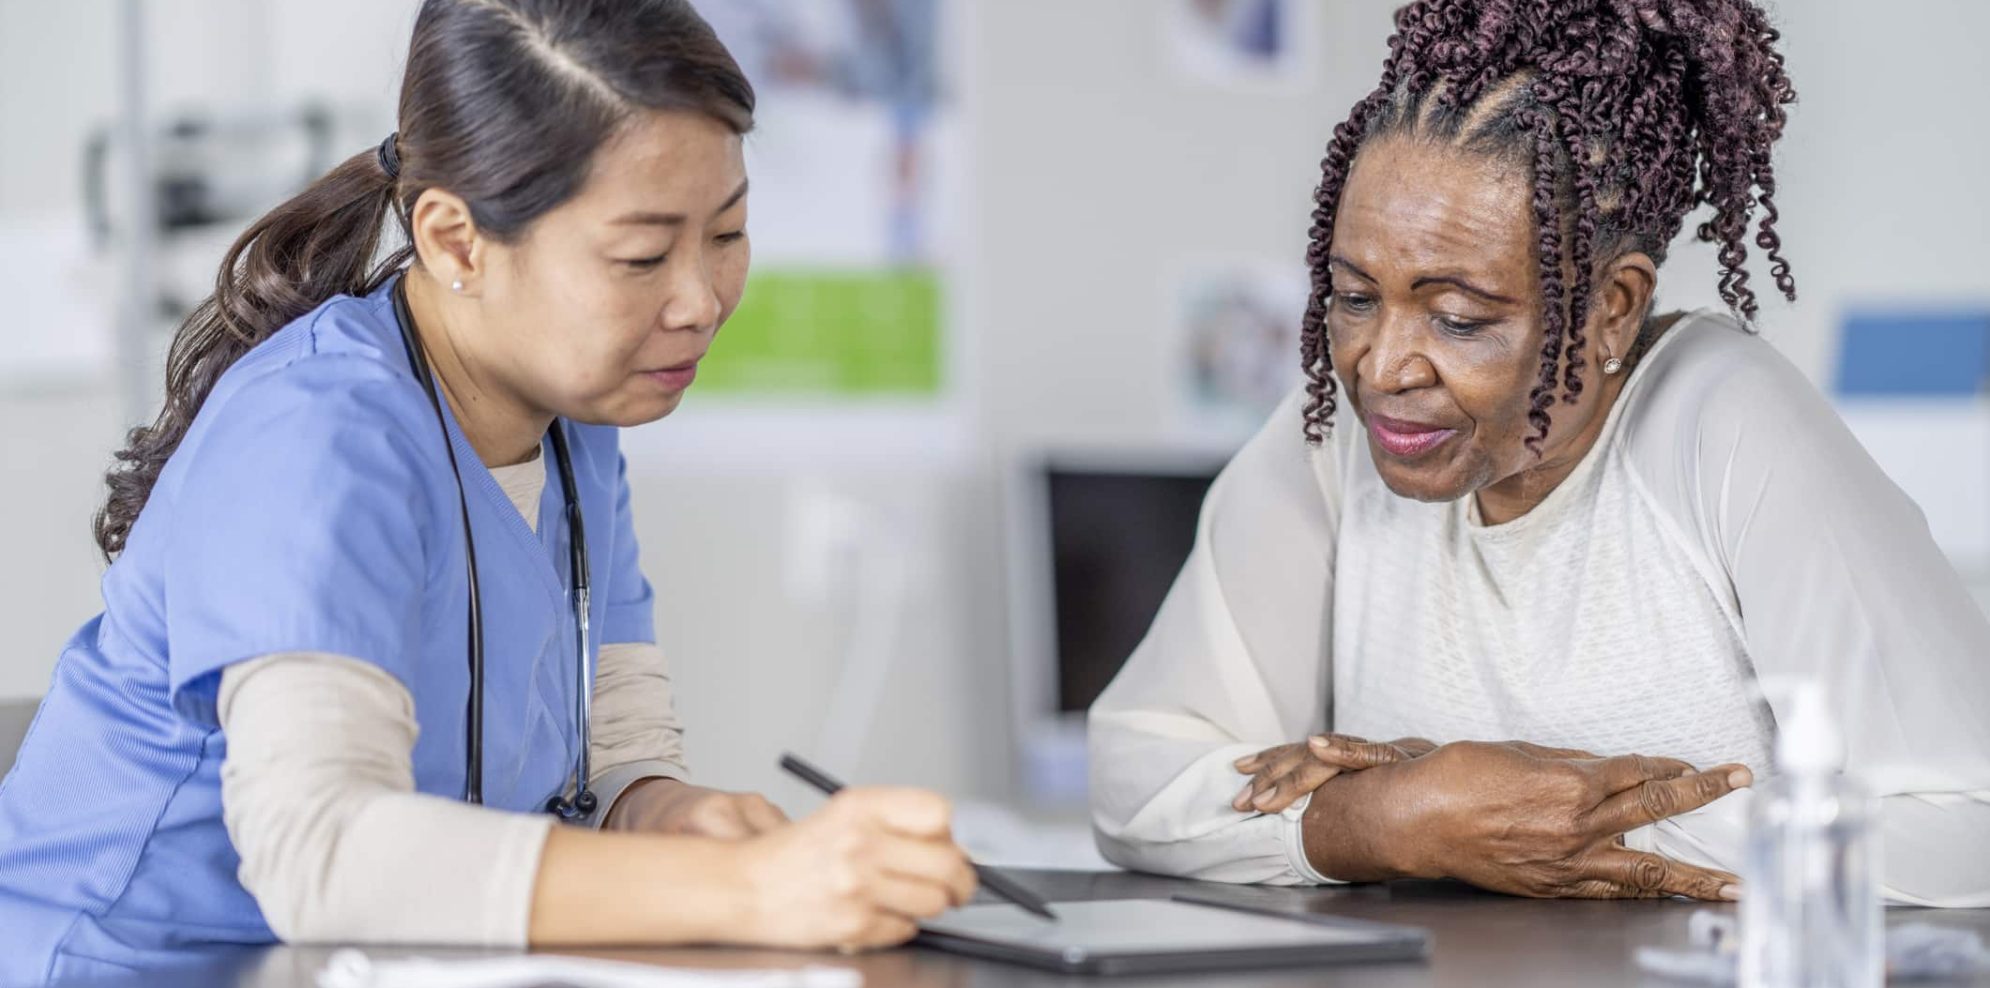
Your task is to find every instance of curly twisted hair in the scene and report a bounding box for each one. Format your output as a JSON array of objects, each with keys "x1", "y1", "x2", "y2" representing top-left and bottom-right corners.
[{"x1": 1299, "y1": 0, "x2": 1799, "y2": 448}]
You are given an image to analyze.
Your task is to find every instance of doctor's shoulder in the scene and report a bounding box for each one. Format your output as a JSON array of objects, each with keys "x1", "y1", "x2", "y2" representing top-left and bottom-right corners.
[{"x1": 153, "y1": 289, "x2": 457, "y2": 517}]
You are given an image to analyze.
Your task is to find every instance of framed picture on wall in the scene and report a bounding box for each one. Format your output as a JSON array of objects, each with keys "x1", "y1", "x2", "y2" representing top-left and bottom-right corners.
[
  {"x1": 1163, "y1": 0, "x2": 1320, "y2": 93},
  {"x1": 694, "y1": 0, "x2": 955, "y2": 401},
  {"x1": 1168, "y1": 259, "x2": 1309, "y2": 440}
]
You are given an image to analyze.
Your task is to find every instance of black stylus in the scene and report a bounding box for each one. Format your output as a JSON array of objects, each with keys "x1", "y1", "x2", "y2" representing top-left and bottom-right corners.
[{"x1": 778, "y1": 752, "x2": 1059, "y2": 921}]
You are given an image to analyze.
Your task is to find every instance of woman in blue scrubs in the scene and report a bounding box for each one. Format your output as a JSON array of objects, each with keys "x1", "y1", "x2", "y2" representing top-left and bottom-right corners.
[{"x1": 0, "y1": 1, "x2": 974, "y2": 983}]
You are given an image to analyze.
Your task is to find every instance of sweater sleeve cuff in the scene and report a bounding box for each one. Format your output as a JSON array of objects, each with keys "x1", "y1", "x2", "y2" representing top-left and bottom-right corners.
[{"x1": 1282, "y1": 793, "x2": 1345, "y2": 886}]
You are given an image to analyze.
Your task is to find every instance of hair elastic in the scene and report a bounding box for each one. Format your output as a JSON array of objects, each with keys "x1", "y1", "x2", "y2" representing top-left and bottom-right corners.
[{"x1": 377, "y1": 132, "x2": 402, "y2": 180}]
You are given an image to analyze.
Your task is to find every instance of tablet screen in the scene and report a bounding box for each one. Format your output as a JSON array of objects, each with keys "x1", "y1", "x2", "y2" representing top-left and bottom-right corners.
[{"x1": 921, "y1": 898, "x2": 1403, "y2": 956}]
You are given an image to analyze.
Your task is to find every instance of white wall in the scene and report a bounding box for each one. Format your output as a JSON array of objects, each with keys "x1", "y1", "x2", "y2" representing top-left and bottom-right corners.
[
  {"x1": 2, "y1": 2, "x2": 1987, "y2": 815},
  {"x1": 1660, "y1": 0, "x2": 1990, "y2": 383},
  {"x1": 970, "y1": 1, "x2": 1400, "y2": 454},
  {"x1": 972, "y1": 0, "x2": 1990, "y2": 453},
  {"x1": 0, "y1": 2, "x2": 115, "y2": 217}
]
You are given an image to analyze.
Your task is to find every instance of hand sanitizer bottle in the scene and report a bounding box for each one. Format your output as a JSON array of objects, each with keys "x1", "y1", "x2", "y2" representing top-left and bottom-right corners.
[{"x1": 1739, "y1": 680, "x2": 1882, "y2": 988}]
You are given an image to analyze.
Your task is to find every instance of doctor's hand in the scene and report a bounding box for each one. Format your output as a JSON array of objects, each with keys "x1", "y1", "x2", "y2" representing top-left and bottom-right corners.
[
  {"x1": 604, "y1": 779, "x2": 788, "y2": 839},
  {"x1": 1300, "y1": 741, "x2": 1752, "y2": 901},
  {"x1": 731, "y1": 786, "x2": 977, "y2": 951}
]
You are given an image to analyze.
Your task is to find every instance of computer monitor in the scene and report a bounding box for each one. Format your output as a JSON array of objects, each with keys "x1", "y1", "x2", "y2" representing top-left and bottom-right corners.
[{"x1": 1005, "y1": 451, "x2": 1227, "y2": 804}]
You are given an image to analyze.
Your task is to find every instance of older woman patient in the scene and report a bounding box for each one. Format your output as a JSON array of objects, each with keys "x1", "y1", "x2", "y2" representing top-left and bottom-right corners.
[{"x1": 1089, "y1": 0, "x2": 1990, "y2": 907}]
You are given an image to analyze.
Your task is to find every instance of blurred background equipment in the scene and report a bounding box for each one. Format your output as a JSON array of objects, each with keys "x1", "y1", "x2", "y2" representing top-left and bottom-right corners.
[
  {"x1": 1006, "y1": 453, "x2": 1224, "y2": 806},
  {"x1": 85, "y1": 104, "x2": 336, "y2": 248},
  {"x1": 89, "y1": 98, "x2": 339, "y2": 419}
]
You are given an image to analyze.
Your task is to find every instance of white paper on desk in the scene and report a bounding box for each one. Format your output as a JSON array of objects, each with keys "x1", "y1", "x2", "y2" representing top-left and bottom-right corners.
[{"x1": 316, "y1": 949, "x2": 864, "y2": 988}]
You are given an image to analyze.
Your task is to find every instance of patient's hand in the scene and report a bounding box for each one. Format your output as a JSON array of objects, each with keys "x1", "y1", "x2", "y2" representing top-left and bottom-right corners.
[
  {"x1": 1231, "y1": 734, "x2": 1438, "y2": 813},
  {"x1": 605, "y1": 778, "x2": 790, "y2": 839},
  {"x1": 1234, "y1": 736, "x2": 1610, "y2": 813},
  {"x1": 1301, "y1": 741, "x2": 1752, "y2": 901}
]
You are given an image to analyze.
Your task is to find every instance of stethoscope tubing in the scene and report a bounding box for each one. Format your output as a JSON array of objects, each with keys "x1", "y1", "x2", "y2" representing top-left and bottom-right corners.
[{"x1": 391, "y1": 277, "x2": 596, "y2": 820}]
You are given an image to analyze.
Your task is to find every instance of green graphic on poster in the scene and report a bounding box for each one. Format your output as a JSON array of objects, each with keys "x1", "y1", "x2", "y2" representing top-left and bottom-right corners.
[
  {"x1": 697, "y1": 0, "x2": 950, "y2": 402},
  {"x1": 699, "y1": 268, "x2": 943, "y2": 397}
]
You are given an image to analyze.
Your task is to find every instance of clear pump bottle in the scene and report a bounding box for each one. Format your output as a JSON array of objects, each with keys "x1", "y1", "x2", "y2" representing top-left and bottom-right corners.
[{"x1": 1739, "y1": 681, "x2": 1882, "y2": 988}]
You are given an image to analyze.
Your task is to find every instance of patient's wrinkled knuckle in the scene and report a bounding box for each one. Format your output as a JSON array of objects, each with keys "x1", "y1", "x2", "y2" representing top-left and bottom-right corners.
[
  {"x1": 1520, "y1": 872, "x2": 1564, "y2": 898},
  {"x1": 1541, "y1": 856, "x2": 1582, "y2": 884},
  {"x1": 1678, "y1": 871, "x2": 1720, "y2": 900},
  {"x1": 1631, "y1": 856, "x2": 1670, "y2": 892},
  {"x1": 1636, "y1": 781, "x2": 1677, "y2": 820}
]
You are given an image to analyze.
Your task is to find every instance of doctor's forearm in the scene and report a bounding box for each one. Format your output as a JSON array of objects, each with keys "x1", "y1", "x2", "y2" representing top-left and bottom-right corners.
[
  {"x1": 222, "y1": 655, "x2": 561, "y2": 945},
  {"x1": 528, "y1": 827, "x2": 752, "y2": 945}
]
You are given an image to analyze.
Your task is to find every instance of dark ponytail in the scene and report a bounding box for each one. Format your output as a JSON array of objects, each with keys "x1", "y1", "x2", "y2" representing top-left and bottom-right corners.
[
  {"x1": 94, "y1": 0, "x2": 754, "y2": 558},
  {"x1": 94, "y1": 151, "x2": 406, "y2": 557}
]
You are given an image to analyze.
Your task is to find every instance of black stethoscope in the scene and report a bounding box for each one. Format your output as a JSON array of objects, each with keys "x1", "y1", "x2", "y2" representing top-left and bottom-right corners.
[{"x1": 391, "y1": 277, "x2": 599, "y2": 821}]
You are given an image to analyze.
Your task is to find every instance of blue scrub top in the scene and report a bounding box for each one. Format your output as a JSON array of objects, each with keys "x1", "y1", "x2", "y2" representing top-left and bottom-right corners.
[{"x1": 0, "y1": 277, "x2": 656, "y2": 986}]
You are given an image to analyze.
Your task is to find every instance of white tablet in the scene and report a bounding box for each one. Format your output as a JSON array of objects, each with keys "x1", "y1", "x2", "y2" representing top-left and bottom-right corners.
[{"x1": 915, "y1": 896, "x2": 1429, "y2": 975}]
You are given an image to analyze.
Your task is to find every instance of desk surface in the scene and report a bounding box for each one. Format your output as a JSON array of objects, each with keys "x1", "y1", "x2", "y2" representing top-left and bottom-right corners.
[{"x1": 91, "y1": 869, "x2": 1990, "y2": 988}]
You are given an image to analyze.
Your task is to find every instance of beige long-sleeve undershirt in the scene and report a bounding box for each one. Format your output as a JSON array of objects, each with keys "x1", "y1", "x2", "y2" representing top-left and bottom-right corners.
[{"x1": 216, "y1": 455, "x2": 688, "y2": 944}]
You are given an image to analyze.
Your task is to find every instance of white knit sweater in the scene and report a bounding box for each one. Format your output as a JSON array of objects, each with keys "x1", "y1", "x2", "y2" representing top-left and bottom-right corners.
[{"x1": 1091, "y1": 311, "x2": 1990, "y2": 906}]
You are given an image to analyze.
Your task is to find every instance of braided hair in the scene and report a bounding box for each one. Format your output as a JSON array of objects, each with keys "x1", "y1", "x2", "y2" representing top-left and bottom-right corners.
[{"x1": 1299, "y1": 0, "x2": 1798, "y2": 449}]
